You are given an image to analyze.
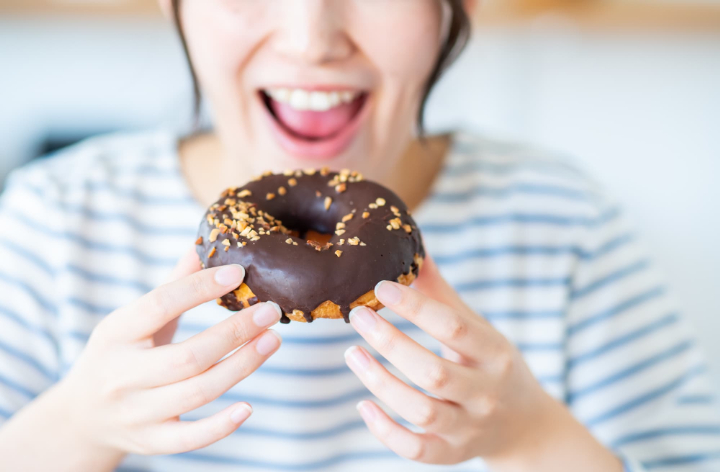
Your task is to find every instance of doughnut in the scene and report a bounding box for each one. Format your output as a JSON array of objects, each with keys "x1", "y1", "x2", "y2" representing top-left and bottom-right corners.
[{"x1": 195, "y1": 168, "x2": 425, "y2": 323}]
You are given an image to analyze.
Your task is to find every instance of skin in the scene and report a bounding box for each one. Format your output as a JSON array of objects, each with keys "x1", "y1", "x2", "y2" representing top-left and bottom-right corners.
[
  {"x1": 0, "y1": 249, "x2": 283, "y2": 471},
  {"x1": 174, "y1": 0, "x2": 452, "y2": 209},
  {"x1": 0, "y1": 0, "x2": 622, "y2": 470}
]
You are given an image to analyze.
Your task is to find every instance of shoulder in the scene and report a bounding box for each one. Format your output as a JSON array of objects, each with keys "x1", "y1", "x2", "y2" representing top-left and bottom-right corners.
[
  {"x1": 442, "y1": 131, "x2": 619, "y2": 221},
  {"x1": 2, "y1": 129, "x2": 179, "y2": 202},
  {"x1": 0, "y1": 129, "x2": 192, "y2": 265}
]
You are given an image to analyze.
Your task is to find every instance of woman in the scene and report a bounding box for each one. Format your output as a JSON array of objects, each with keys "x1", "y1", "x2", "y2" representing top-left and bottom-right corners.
[{"x1": 0, "y1": 1, "x2": 717, "y2": 470}]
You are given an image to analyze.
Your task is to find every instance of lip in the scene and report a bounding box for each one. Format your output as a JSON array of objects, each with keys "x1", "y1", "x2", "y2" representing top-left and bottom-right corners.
[{"x1": 260, "y1": 88, "x2": 370, "y2": 160}]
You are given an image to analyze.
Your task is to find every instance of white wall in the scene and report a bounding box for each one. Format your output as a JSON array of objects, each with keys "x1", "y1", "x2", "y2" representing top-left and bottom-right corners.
[
  {"x1": 0, "y1": 16, "x2": 190, "y2": 177},
  {"x1": 1, "y1": 16, "x2": 719, "y2": 389},
  {"x1": 427, "y1": 27, "x2": 720, "y2": 389}
]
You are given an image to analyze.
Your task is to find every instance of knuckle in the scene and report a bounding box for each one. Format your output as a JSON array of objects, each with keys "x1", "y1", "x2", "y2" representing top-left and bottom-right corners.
[
  {"x1": 135, "y1": 432, "x2": 161, "y2": 456},
  {"x1": 374, "y1": 330, "x2": 399, "y2": 353},
  {"x1": 183, "y1": 381, "x2": 213, "y2": 411},
  {"x1": 124, "y1": 434, "x2": 149, "y2": 455},
  {"x1": 476, "y1": 393, "x2": 499, "y2": 417},
  {"x1": 364, "y1": 368, "x2": 385, "y2": 390},
  {"x1": 443, "y1": 316, "x2": 467, "y2": 342},
  {"x1": 148, "y1": 288, "x2": 174, "y2": 321},
  {"x1": 231, "y1": 357, "x2": 254, "y2": 382},
  {"x1": 405, "y1": 438, "x2": 426, "y2": 462},
  {"x1": 402, "y1": 293, "x2": 426, "y2": 318},
  {"x1": 189, "y1": 272, "x2": 212, "y2": 299},
  {"x1": 494, "y1": 350, "x2": 514, "y2": 377},
  {"x1": 98, "y1": 376, "x2": 125, "y2": 401},
  {"x1": 229, "y1": 317, "x2": 251, "y2": 344},
  {"x1": 414, "y1": 401, "x2": 439, "y2": 429},
  {"x1": 424, "y1": 362, "x2": 450, "y2": 391},
  {"x1": 175, "y1": 430, "x2": 200, "y2": 453},
  {"x1": 173, "y1": 347, "x2": 202, "y2": 373}
]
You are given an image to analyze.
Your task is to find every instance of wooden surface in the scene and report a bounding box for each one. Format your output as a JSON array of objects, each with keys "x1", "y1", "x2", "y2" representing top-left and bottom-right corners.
[
  {"x1": 0, "y1": 0, "x2": 160, "y2": 16},
  {"x1": 476, "y1": 0, "x2": 720, "y2": 32},
  {"x1": 0, "y1": 0, "x2": 719, "y2": 31}
]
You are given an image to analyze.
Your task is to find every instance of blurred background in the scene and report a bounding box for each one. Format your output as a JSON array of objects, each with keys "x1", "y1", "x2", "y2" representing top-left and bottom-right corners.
[{"x1": 1, "y1": 0, "x2": 719, "y2": 388}]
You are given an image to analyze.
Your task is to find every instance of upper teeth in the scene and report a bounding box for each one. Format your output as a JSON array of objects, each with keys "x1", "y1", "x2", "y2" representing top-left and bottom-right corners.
[{"x1": 266, "y1": 88, "x2": 361, "y2": 112}]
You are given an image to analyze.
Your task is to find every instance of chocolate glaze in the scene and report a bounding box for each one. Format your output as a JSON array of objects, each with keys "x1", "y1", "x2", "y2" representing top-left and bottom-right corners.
[{"x1": 196, "y1": 170, "x2": 425, "y2": 323}]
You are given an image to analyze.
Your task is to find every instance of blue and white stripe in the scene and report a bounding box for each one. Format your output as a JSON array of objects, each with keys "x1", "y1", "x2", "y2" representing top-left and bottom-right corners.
[{"x1": 0, "y1": 130, "x2": 718, "y2": 471}]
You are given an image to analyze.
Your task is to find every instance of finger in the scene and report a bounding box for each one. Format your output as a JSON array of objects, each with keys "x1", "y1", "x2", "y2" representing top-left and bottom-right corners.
[
  {"x1": 356, "y1": 400, "x2": 457, "y2": 464},
  {"x1": 345, "y1": 346, "x2": 463, "y2": 434},
  {"x1": 148, "y1": 330, "x2": 282, "y2": 419},
  {"x1": 440, "y1": 345, "x2": 475, "y2": 367},
  {"x1": 349, "y1": 306, "x2": 477, "y2": 402},
  {"x1": 413, "y1": 255, "x2": 467, "y2": 311},
  {"x1": 143, "y1": 302, "x2": 282, "y2": 386},
  {"x1": 103, "y1": 264, "x2": 246, "y2": 343},
  {"x1": 157, "y1": 247, "x2": 203, "y2": 346},
  {"x1": 374, "y1": 279, "x2": 500, "y2": 362},
  {"x1": 148, "y1": 402, "x2": 252, "y2": 455},
  {"x1": 167, "y1": 245, "x2": 203, "y2": 283}
]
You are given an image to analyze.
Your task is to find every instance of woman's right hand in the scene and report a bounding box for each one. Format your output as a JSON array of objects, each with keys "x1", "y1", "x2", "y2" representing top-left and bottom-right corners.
[{"x1": 53, "y1": 248, "x2": 282, "y2": 458}]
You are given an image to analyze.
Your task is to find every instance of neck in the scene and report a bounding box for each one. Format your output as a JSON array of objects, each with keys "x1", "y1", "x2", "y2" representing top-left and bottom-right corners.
[{"x1": 179, "y1": 133, "x2": 451, "y2": 211}]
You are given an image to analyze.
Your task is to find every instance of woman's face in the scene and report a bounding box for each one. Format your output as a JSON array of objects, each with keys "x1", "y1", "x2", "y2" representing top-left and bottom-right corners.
[{"x1": 165, "y1": 0, "x2": 446, "y2": 179}]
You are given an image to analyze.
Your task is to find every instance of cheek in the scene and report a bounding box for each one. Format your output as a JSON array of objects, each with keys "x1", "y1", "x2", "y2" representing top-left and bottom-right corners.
[
  {"x1": 352, "y1": 2, "x2": 442, "y2": 93},
  {"x1": 181, "y1": 1, "x2": 268, "y2": 100}
]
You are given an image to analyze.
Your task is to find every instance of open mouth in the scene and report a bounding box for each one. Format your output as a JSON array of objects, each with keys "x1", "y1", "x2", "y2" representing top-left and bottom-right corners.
[{"x1": 260, "y1": 88, "x2": 369, "y2": 159}]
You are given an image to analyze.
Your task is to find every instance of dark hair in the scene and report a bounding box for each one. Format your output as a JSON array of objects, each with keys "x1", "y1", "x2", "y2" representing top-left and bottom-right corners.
[{"x1": 171, "y1": 0, "x2": 471, "y2": 134}]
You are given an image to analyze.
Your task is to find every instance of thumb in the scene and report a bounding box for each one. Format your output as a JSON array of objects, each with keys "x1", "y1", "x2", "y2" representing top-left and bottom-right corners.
[{"x1": 412, "y1": 255, "x2": 465, "y2": 311}]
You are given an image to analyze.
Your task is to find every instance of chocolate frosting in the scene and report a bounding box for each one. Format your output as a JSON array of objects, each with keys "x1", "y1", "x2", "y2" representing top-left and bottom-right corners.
[{"x1": 196, "y1": 170, "x2": 425, "y2": 323}]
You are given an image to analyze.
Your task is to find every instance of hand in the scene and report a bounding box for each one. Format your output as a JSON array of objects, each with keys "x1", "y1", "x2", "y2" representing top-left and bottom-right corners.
[
  {"x1": 54, "y1": 248, "x2": 283, "y2": 457},
  {"x1": 345, "y1": 257, "x2": 622, "y2": 471}
]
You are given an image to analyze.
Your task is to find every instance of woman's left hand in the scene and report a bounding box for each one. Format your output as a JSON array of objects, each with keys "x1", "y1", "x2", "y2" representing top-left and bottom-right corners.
[{"x1": 345, "y1": 257, "x2": 622, "y2": 470}]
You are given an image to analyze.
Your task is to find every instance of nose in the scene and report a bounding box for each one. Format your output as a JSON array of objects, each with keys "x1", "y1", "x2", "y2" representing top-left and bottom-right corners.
[{"x1": 273, "y1": 0, "x2": 354, "y2": 65}]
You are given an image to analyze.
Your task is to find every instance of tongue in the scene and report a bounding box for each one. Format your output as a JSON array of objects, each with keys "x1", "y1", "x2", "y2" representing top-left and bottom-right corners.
[{"x1": 269, "y1": 96, "x2": 362, "y2": 139}]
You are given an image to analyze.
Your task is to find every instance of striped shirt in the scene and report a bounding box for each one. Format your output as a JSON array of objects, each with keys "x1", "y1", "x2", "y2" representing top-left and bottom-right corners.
[{"x1": 0, "y1": 130, "x2": 718, "y2": 471}]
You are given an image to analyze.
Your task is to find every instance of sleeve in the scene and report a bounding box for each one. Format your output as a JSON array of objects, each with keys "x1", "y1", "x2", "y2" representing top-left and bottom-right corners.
[
  {"x1": 0, "y1": 166, "x2": 63, "y2": 425},
  {"x1": 564, "y1": 196, "x2": 720, "y2": 471}
]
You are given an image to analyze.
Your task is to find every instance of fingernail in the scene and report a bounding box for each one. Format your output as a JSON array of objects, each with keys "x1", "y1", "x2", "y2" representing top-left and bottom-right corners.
[
  {"x1": 253, "y1": 302, "x2": 281, "y2": 327},
  {"x1": 214, "y1": 264, "x2": 245, "y2": 286},
  {"x1": 375, "y1": 280, "x2": 402, "y2": 305},
  {"x1": 356, "y1": 401, "x2": 378, "y2": 422},
  {"x1": 256, "y1": 330, "x2": 281, "y2": 355},
  {"x1": 230, "y1": 403, "x2": 253, "y2": 424},
  {"x1": 349, "y1": 306, "x2": 376, "y2": 333},
  {"x1": 344, "y1": 346, "x2": 370, "y2": 371}
]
